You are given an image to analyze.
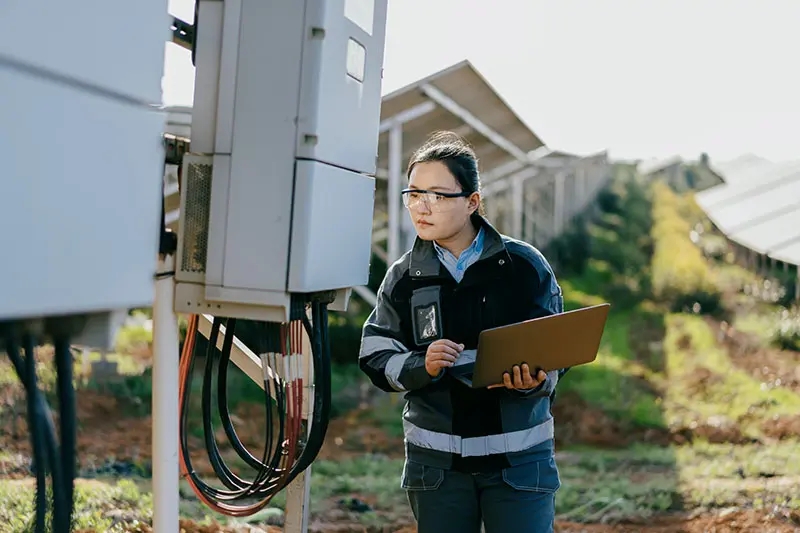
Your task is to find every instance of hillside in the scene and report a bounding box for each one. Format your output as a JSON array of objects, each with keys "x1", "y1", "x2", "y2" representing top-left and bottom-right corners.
[{"x1": 0, "y1": 167, "x2": 798, "y2": 532}]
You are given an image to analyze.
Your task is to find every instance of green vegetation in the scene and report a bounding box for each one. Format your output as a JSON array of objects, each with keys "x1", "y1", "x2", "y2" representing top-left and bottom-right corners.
[
  {"x1": 773, "y1": 307, "x2": 800, "y2": 351},
  {"x1": 2, "y1": 440, "x2": 798, "y2": 530},
  {"x1": 650, "y1": 182, "x2": 722, "y2": 315}
]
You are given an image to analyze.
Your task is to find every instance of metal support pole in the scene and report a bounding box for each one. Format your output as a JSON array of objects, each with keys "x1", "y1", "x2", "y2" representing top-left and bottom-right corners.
[
  {"x1": 284, "y1": 321, "x2": 315, "y2": 532},
  {"x1": 576, "y1": 167, "x2": 587, "y2": 211},
  {"x1": 152, "y1": 253, "x2": 181, "y2": 533},
  {"x1": 795, "y1": 265, "x2": 799, "y2": 302},
  {"x1": 553, "y1": 172, "x2": 566, "y2": 236},
  {"x1": 388, "y1": 124, "x2": 403, "y2": 264},
  {"x1": 511, "y1": 174, "x2": 524, "y2": 240}
]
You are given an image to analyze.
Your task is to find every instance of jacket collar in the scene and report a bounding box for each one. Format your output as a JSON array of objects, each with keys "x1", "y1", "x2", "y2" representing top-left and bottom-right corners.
[{"x1": 408, "y1": 214, "x2": 508, "y2": 279}]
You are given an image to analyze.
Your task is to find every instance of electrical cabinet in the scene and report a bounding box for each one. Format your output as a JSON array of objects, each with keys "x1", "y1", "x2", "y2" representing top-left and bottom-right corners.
[
  {"x1": 0, "y1": 0, "x2": 166, "y2": 348},
  {"x1": 175, "y1": 0, "x2": 388, "y2": 322}
]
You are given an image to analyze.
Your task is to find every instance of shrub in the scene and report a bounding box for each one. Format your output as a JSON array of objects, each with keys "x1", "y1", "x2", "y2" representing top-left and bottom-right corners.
[
  {"x1": 773, "y1": 307, "x2": 800, "y2": 352},
  {"x1": 650, "y1": 183, "x2": 723, "y2": 315}
]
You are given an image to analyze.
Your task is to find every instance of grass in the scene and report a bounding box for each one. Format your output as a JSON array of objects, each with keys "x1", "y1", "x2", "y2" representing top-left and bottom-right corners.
[
  {"x1": 0, "y1": 478, "x2": 153, "y2": 533},
  {"x1": 2, "y1": 441, "x2": 797, "y2": 531}
]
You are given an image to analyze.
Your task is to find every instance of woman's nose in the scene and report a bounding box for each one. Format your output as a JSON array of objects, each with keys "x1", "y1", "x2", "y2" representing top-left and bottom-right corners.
[{"x1": 417, "y1": 202, "x2": 432, "y2": 214}]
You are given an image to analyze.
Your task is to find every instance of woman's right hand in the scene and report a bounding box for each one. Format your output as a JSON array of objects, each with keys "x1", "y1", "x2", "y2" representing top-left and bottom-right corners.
[{"x1": 425, "y1": 339, "x2": 464, "y2": 377}]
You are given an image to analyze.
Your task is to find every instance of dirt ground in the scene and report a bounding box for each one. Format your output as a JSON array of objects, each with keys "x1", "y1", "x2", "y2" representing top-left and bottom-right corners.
[
  {"x1": 714, "y1": 318, "x2": 800, "y2": 394},
  {"x1": 122, "y1": 509, "x2": 800, "y2": 533},
  {"x1": 554, "y1": 509, "x2": 800, "y2": 533}
]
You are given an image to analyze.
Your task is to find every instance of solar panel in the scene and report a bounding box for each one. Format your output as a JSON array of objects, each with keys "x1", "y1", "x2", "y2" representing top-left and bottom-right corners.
[
  {"x1": 709, "y1": 173, "x2": 800, "y2": 231},
  {"x1": 729, "y1": 207, "x2": 800, "y2": 253},
  {"x1": 712, "y1": 155, "x2": 773, "y2": 180},
  {"x1": 696, "y1": 160, "x2": 800, "y2": 210}
]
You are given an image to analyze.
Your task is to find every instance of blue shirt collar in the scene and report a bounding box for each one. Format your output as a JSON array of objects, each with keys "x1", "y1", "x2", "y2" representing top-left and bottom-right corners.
[{"x1": 433, "y1": 226, "x2": 485, "y2": 282}]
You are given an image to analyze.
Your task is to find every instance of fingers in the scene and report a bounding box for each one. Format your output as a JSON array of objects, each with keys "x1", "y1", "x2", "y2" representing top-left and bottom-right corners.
[
  {"x1": 428, "y1": 352, "x2": 457, "y2": 364},
  {"x1": 435, "y1": 339, "x2": 465, "y2": 350},
  {"x1": 426, "y1": 359, "x2": 453, "y2": 373},
  {"x1": 495, "y1": 365, "x2": 548, "y2": 390},
  {"x1": 430, "y1": 339, "x2": 464, "y2": 357},
  {"x1": 425, "y1": 340, "x2": 465, "y2": 376}
]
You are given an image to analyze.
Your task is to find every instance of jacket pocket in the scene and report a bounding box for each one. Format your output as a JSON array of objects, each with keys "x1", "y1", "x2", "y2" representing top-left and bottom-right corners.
[
  {"x1": 401, "y1": 460, "x2": 445, "y2": 491},
  {"x1": 501, "y1": 456, "x2": 561, "y2": 493}
]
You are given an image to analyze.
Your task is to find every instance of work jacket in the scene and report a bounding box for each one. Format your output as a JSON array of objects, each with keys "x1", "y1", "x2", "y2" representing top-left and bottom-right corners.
[{"x1": 359, "y1": 215, "x2": 567, "y2": 474}]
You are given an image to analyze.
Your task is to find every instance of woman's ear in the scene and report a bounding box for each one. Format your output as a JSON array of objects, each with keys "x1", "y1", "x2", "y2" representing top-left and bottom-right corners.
[{"x1": 467, "y1": 192, "x2": 481, "y2": 215}]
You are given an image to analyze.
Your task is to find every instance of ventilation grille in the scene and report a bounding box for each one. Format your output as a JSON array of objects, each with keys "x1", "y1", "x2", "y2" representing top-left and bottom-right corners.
[{"x1": 180, "y1": 160, "x2": 213, "y2": 275}]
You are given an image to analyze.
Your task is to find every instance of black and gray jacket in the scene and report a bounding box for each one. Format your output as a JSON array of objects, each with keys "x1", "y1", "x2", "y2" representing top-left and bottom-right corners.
[{"x1": 359, "y1": 215, "x2": 567, "y2": 473}]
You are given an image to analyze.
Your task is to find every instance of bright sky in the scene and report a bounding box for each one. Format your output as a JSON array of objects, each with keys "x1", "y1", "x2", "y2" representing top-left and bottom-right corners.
[{"x1": 164, "y1": 0, "x2": 799, "y2": 164}]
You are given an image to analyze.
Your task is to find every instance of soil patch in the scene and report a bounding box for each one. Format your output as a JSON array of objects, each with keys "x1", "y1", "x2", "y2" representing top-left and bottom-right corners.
[
  {"x1": 556, "y1": 509, "x2": 800, "y2": 533},
  {"x1": 281, "y1": 509, "x2": 800, "y2": 533},
  {"x1": 713, "y1": 318, "x2": 800, "y2": 393},
  {"x1": 762, "y1": 414, "x2": 800, "y2": 440},
  {"x1": 100, "y1": 520, "x2": 281, "y2": 533}
]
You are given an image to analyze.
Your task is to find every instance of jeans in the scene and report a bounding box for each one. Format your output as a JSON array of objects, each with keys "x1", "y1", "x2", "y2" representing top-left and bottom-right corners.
[{"x1": 402, "y1": 457, "x2": 559, "y2": 533}]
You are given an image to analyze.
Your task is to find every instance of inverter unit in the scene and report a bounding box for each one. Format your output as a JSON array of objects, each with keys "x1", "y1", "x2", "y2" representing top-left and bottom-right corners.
[
  {"x1": 0, "y1": 0, "x2": 166, "y2": 348},
  {"x1": 174, "y1": 0, "x2": 388, "y2": 322}
]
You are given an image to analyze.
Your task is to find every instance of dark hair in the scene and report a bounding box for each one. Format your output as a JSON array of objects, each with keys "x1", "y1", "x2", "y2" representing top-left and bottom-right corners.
[{"x1": 406, "y1": 131, "x2": 485, "y2": 215}]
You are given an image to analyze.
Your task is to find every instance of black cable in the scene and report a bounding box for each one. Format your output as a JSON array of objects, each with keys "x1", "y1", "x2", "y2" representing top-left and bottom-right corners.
[
  {"x1": 180, "y1": 321, "x2": 288, "y2": 503},
  {"x1": 54, "y1": 337, "x2": 76, "y2": 528},
  {"x1": 5, "y1": 334, "x2": 71, "y2": 533},
  {"x1": 218, "y1": 320, "x2": 268, "y2": 470},
  {"x1": 180, "y1": 298, "x2": 335, "y2": 512},
  {"x1": 200, "y1": 317, "x2": 280, "y2": 497},
  {"x1": 20, "y1": 337, "x2": 46, "y2": 533}
]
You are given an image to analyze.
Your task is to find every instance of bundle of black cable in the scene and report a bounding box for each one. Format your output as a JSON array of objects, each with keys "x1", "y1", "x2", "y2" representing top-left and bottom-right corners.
[
  {"x1": 178, "y1": 298, "x2": 332, "y2": 516},
  {"x1": 1, "y1": 332, "x2": 76, "y2": 533}
]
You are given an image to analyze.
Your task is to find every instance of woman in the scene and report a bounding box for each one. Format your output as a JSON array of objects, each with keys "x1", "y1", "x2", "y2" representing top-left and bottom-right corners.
[{"x1": 359, "y1": 131, "x2": 568, "y2": 533}]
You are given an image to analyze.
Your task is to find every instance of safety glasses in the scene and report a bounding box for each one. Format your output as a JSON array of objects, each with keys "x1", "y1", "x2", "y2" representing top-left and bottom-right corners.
[{"x1": 401, "y1": 189, "x2": 471, "y2": 213}]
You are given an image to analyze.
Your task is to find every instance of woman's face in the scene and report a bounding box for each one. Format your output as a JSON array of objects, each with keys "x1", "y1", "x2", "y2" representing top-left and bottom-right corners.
[{"x1": 406, "y1": 161, "x2": 480, "y2": 241}]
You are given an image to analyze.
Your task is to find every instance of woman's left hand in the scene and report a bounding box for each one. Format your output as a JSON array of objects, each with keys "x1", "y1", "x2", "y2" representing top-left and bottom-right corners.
[{"x1": 487, "y1": 363, "x2": 546, "y2": 391}]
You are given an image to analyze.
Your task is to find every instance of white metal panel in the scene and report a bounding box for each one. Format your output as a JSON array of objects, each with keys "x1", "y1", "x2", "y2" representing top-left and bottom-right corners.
[
  {"x1": 214, "y1": 0, "x2": 243, "y2": 154},
  {"x1": 295, "y1": 0, "x2": 389, "y2": 175},
  {"x1": 0, "y1": 66, "x2": 164, "y2": 319},
  {"x1": 288, "y1": 160, "x2": 375, "y2": 292},
  {"x1": 0, "y1": 0, "x2": 167, "y2": 104},
  {"x1": 190, "y1": 0, "x2": 224, "y2": 154},
  {"x1": 222, "y1": 0, "x2": 306, "y2": 291}
]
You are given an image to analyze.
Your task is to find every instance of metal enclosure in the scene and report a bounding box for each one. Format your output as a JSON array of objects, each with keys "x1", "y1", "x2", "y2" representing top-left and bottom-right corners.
[
  {"x1": 176, "y1": 0, "x2": 388, "y2": 322},
  {"x1": 0, "y1": 1, "x2": 166, "y2": 348}
]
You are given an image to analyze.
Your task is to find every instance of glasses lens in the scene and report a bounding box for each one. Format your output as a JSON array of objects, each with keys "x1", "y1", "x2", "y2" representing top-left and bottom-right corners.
[
  {"x1": 403, "y1": 191, "x2": 433, "y2": 209},
  {"x1": 403, "y1": 191, "x2": 464, "y2": 212}
]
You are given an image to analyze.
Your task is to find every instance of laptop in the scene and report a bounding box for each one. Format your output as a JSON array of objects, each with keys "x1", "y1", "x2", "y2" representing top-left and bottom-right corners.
[{"x1": 448, "y1": 303, "x2": 610, "y2": 389}]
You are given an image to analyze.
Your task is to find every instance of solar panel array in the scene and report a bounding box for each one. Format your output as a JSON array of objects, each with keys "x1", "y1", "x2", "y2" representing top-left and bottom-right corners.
[{"x1": 695, "y1": 159, "x2": 800, "y2": 266}]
